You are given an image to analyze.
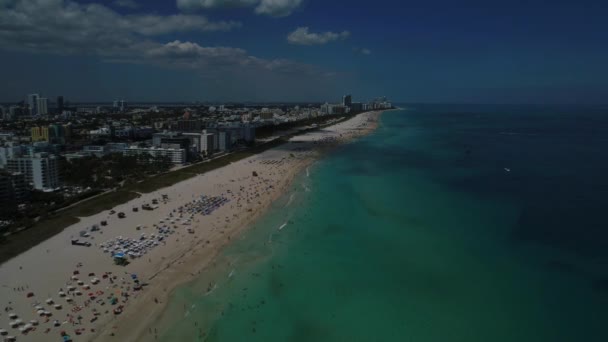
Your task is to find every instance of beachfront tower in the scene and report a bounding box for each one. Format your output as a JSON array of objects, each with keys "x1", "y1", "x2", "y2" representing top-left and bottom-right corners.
[{"x1": 343, "y1": 94, "x2": 352, "y2": 107}]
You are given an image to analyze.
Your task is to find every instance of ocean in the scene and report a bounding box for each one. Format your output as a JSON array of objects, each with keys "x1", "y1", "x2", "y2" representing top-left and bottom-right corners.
[{"x1": 154, "y1": 105, "x2": 608, "y2": 341}]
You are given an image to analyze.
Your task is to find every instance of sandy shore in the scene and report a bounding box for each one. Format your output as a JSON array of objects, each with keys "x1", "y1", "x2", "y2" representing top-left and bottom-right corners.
[{"x1": 0, "y1": 111, "x2": 382, "y2": 342}]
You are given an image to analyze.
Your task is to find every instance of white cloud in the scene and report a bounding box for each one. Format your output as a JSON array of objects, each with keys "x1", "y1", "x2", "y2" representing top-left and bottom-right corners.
[
  {"x1": 177, "y1": 0, "x2": 258, "y2": 10},
  {"x1": 177, "y1": 0, "x2": 303, "y2": 17},
  {"x1": 0, "y1": 0, "x2": 241, "y2": 55},
  {"x1": 0, "y1": 1, "x2": 327, "y2": 81},
  {"x1": 287, "y1": 27, "x2": 350, "y2": 45},
  {"x1": 255, "y1": 0, "x2": 303, "y2": 17},
  {"x1": 113, "y1": 0, "x2": 139, "y2": 9},
  {"x1": 137, "y1": 40, "x2": 322, "y2": 76}
]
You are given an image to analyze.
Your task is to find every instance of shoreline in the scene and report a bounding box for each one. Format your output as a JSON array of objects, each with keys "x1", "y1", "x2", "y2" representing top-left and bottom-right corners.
[
  {"x1": 103, "y1": 110, "x2": 385, "y2": 342},
  {"x1": 0, "y1": 110, "x2": 385, "y2": 342}
]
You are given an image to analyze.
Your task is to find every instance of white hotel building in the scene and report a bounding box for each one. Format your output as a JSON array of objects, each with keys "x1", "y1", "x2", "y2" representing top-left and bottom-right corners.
[{"x1": 123, "y1": 146, "x2": 186, "y2": 165}]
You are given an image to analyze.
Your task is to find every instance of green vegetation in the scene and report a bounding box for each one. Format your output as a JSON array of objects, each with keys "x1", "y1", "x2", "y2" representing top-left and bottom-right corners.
[
  {"x1": 61, "y1": 190, "x2": 140, "y2": 217},
  {"x1": 0, "y1": 190, "x2": 140, "y2": 264},
  {"x1": 0, "y1": 113, "x2": 360, "y2": 264},
  {"x1": 61, "y1": 153, "x2": 172, "y2": 189},
  {"x1": 0, "y1": 215, "x2": 80, "y2": 263}
]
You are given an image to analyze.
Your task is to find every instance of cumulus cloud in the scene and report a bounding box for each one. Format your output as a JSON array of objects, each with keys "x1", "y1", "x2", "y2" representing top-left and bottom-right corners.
[
  {"x1": 177, "y1": 0, "x2": 303, "y2": 17},
  {"x1": 255, "y1": 0, "x2": 303, "y2": 17},
  {"x1": 137, "y1": 40, "x2": 322, "y2": 76},
  {"x1": 113, "y1": 0, "x2": 139, "y2": 9},
  {"x1": 0, "y1": 1, "x2": 326, "y2": 80},
  {"x1": 0, "y1": 0, "x2": 240, "y2": 55},
  {"x1": 287, "y1": 27, "x2": 350, "y2": 45}
]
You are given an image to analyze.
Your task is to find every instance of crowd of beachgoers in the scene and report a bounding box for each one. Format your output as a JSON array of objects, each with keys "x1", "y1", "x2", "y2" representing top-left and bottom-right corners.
[{"x1": 0, "y1": 111, "x2": 382, "y2": 342}]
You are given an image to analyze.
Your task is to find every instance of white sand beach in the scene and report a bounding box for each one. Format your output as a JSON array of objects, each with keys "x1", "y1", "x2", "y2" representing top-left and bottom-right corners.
[{"x1": 0, "y1": 111, "x2": 382, "y2": 342}]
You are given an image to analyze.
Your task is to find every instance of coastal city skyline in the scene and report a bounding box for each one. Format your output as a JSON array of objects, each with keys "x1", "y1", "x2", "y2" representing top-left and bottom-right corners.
[{"x1": 2, "y1": 0, "x2": 608, "y2": 104}]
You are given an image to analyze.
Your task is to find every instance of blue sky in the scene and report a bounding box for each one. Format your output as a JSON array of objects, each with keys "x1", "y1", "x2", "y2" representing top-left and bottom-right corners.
[{"x1": 0, "y1": 0, "x2": 607, "y2": 104}]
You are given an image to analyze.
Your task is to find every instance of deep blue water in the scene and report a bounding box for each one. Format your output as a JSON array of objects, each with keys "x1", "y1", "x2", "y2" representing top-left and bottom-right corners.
[{"x1": 156, "y1": 105, "x2": 608, "y2": 341}]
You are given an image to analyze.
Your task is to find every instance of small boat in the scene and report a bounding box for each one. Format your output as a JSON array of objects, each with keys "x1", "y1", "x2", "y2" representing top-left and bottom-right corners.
[{"x1": 504, "y1": 168, "x2": 511, "y2": 172}]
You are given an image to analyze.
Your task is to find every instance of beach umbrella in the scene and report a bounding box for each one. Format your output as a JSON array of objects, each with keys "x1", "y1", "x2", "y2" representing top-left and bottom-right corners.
[
  {"x1": 8, "y1": 313, "x2": 18, "y2": 319},
  {"x1": 23, "y1": 323, "x2": 33, "y2": 330},
  {"x1": 34, "y1": 305, "x2": 43, "y2": 310},
  {"x1": 45, "y1": 298, "x2": 54, "y2": 304},
  {"x1": 58, "y1": 291, "x2": 66, "y2": 297},
  {"x1": 0, "y1": 328, "x2": 7, "y2": 335},
  {"x1": 44, "y1": 311, "x2": 52, "y2": 316},
  {"x1": 71, "y1": 276, "x2": 78, "y2": 280},
  {"x1": 26, "y1": 292, "x2": 34, "y2": 298},
  {"x1": 37, "y1": 310, "x2": 46, "y2": 316},
  {"x1": 65, "y1": 297, "x2": 73, "y2": 302},
  {"x1": 77, "y1": 280, "x2": 84, "y2": 285},
  {"x1": 9, "y1": 321, "x2": 19, "y2": 328},
  {"x1": 29, "y1": 320, "x2": 38, "y2": 325},
  {"x1": 6, "y1": 336, "x2": 16, "y2": 342},
  {"x1": 54, "y1": 304, "x2": 62, "y2": 310},
  {"x1": 67, "y1": 285, "x2": 75, "y2": 291}
]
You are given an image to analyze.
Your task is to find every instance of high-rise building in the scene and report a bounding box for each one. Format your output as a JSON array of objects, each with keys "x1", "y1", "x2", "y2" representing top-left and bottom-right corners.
[
  {"x1": 7, "y1": 153, "x2": 60, "y2": 190},
  {"x1": 342, "y1": 94, "x2": 352, "y2": 107},
  {"x1": 200, "y1": 133, "x2": 215, "y2": 156},
  {"x1": 31, "y1": 126, "x2": 49, "y2": 142},
  {"x1": 57, "y1": 96, "x2": 64, "y2": 113},
  {"x1": 0, "y1": 171, "x2": 28, "y2": 203},
  {"x1": 27, "y1": 93, "x2": 39, "y2": 116},
  {"x1": 37, "y1": 97, "x2": 49, "y2": 115},
  {"x1": 218, "y1": 131, "x2": 232, "y2": 151},
  {"x1": 9, "y1": 106, "x2": 23, "y2": 119}
]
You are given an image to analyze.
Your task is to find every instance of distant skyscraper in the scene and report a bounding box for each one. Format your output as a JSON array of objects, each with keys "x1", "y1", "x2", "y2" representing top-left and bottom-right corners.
[
  {"x1": 120, "y1": 100, "x2": 127, "y2": 112},
  {"x1": 57, "y1": 96, "x2": 64, "y2": 113},
  {"x1": 27, "y1": 93, "x2": 39, "y2": 116},
  {"x1": 113, "y1": 100, "x2": 119, "y2": 108},
  {"x1": 9, "y1": 106, "x2": 21, "y2": 119},
  {"x1": 37, "y1": 97, "x2": 48, "y2": 115},
  {"x1": 342, "y1": 94, "x2": 352, "y2": 107}
]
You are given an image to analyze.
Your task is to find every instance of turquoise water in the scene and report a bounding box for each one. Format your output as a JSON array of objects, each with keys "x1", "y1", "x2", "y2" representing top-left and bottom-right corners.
[{"x1": 156, "y1": 107, "x2": 608, "y2": 341}]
